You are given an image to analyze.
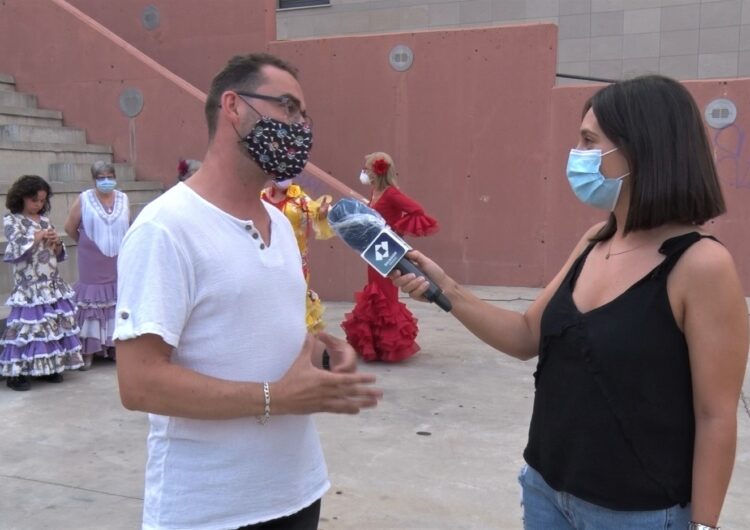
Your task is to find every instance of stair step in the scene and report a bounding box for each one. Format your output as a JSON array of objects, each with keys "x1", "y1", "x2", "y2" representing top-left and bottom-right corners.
[
  {"x1": 49, "y1": 162, "x2": 136, "y2": 182},
  {"x1": 0, "y1": 140, "x2": 110, "y2": 154},
  {"x1": 0, "y1": 73, "x2": 14, "y2": 92},
  {"x1": 0, "y1": 140, "x2": 113, "y2": 181},
  {"x1": 0, "y1": 105, "x2": 63, "y2": 127},
  {"x1": 0, "y1": 124, "x2": 85, "y2": 144},
  {"x1": 0, "y1": 90, "x2": 37, "y2": 108}
]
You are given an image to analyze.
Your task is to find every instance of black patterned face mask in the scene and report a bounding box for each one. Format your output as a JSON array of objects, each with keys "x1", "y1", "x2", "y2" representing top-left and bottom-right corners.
[{"x1": 239, "y1": 117, "x2": 313, "y2": 182}]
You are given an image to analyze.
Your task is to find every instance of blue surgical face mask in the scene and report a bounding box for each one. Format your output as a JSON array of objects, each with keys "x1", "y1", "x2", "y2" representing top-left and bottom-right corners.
[
  {"x1": 95, "y1": 178, "x2": 117, "y2": 193},
  {"x1": 566, "y1": 147, "x2": 629, "y2": 211}
]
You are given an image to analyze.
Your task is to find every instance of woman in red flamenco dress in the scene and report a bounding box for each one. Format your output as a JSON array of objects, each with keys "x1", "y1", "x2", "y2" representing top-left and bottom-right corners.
[{"x1": 342, "y1": 152, "x2": 439, "y2": 362}]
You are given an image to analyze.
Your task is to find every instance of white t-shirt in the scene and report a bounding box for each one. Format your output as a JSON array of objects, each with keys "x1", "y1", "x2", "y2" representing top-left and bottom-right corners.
[{"x1": 114, "y1": 183, "x2": 329, "y2": 530}]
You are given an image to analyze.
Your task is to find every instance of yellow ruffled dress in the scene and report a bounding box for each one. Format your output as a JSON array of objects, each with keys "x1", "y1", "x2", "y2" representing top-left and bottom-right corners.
[{"x1": 261, "y1": 184, "x2": 333, "y2": 332}]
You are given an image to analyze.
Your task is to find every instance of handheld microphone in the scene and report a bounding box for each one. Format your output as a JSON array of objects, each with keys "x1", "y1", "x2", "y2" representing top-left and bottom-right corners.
[{"x1": 328, "y1": 198, "x2": 452, "y2": 312}]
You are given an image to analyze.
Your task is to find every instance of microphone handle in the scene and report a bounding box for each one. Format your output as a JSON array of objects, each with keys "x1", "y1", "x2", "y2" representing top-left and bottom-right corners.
[{"x1": 394, "y1": 259, "x2": 452, "y2": 312}]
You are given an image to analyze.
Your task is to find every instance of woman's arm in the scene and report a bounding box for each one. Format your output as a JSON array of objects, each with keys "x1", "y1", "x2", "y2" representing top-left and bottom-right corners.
[
  {"x1": 392, "y1": 223, "x2": 605, "y2": 360},
  {"x1": 677, "y1": 239, "x2": 749, "y2": 527},
  {"x1": 385, "y1": 187, "x2": 439, "y2": 236},
  {"x1": 63, "y1": 196, "x2": 81, "y2": 242},
  {"x1": 3, "y1": 214, "x2": 41, "y2": 263},
  {"x1": 305, "y1": 193, "x2": 334, "y2": 239},
  {"x1": 45, "y1": 225, "x2": 65, "y2": 261},
  {"x1": 121, "y1": 190, "x2": 133, "y2": 225},
  {"x1": 387, "y1": 186, "x2": 426, "y2": 215}
]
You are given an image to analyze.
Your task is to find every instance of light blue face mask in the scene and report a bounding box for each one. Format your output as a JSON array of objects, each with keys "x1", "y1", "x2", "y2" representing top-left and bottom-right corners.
[
  {"x1": 95, "y1": 178, "x2": 117, "y2": 193},
  {"x1": 566, "y1": 147, "x2": 629, "y2": 211}
]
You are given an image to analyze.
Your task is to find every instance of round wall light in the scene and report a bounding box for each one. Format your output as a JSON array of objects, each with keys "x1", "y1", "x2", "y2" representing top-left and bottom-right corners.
[
  {"x1": 704, "y1": 98, "x2": 737, "y2": 129},
  {"x1": 389, "y1": 45, "x2": 414, "y2": 72},
  {"x1": 141, "y1": 5, "x2": 161, "y2": 31},
  {"x1": 119, "y1": 87, "x2": 144, "y2": 118}
]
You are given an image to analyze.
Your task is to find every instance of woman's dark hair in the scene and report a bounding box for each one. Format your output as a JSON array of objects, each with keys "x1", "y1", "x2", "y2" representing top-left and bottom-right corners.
[
  {"x1": 585, "y1": 75, "x2": 726, "y2": 241},
  {"x1": 6, "y1": 175, "x2": 52, "y2": 215}
]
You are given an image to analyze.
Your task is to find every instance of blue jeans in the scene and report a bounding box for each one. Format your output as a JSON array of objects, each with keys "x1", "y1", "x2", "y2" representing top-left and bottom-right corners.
[{"x1": 518, "y1": 465, "x2": 690, "y2": 529}]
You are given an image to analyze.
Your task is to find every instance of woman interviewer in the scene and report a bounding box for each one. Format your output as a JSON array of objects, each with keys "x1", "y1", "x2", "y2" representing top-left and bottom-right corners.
[{"x1": 391, "y1": 75, "x2": 748, "y2": 530}]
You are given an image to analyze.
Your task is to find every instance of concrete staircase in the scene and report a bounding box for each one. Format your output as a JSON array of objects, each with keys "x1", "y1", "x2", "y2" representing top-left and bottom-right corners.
[{"x1": 0, "y1": 72, "x2": 164, "y2": 319}]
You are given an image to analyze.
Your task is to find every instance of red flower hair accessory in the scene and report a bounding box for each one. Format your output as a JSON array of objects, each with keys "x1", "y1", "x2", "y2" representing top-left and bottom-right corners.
[
  {"x1": 371, "y1": 158, "x2": 390, "y2": 177},
  {"x1": 177, "y1": 159, "x2": 190, "y2": 178}
]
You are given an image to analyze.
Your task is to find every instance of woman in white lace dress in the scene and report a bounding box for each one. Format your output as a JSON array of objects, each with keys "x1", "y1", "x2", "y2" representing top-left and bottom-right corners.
[{"x1": 64, "y1": 161, "x2": 130, "y2": 370}]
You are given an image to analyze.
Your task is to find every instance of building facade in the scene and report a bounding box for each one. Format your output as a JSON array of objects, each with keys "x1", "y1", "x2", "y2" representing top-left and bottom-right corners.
[{"x1": 277, "y1": 0, "x2": 750, "y2": 81}]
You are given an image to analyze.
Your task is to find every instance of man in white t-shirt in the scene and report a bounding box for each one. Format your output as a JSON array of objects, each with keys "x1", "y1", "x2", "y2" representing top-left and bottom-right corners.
[{"x1": 114, "y1": 53, "x2": 382, "y2": 530}]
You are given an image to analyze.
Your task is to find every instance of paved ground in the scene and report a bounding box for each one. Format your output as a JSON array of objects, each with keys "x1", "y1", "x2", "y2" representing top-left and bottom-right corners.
[{"x1": 1, "y1": 287, "x2": 749, "y2": 530}]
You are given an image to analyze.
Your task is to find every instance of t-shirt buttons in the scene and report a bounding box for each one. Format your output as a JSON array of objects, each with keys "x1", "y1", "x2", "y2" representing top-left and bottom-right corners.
[
  {"x1": 251, "y1": 232, "x2": 259, "y2": 239},
  {"x1": 260, "y1": 243, "x2": 266, "y2": 250},
  {"x1": 244, "y1": 224, "x2": 252, "y2": 231},
  {"x1": 120, "y1": 311, "x2": 130, "y2": 320}
]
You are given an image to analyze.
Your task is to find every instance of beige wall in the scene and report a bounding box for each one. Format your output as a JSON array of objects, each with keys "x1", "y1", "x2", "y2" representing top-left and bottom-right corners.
[{"x1": 278, "y1": 0, "x2": 750, "y2": 81}]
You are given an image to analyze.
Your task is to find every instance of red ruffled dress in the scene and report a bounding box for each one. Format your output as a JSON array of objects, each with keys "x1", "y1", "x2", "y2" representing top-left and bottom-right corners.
[{"x1": 342, "y1": 186, "x2": 439, "y2": 362}]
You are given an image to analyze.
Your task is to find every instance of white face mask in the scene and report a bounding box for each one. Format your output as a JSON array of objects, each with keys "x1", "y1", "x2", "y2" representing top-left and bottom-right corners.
[
  {"x1": 359, "y1": 170, "x2": 371, "y2": 186},
  {"x1": 274, "y1": 178, "x2": 294, "y2": 190}
]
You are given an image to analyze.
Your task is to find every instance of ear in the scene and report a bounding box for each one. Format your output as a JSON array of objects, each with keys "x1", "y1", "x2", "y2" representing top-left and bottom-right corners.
[{"x1": 219, "y1": 91, "x2": 242, "y2": 127}]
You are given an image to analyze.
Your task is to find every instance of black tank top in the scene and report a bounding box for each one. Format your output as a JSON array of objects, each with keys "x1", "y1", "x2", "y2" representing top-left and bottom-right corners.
[{"x1": 524, "y1": 232, "x2": 716, "y2": 510}]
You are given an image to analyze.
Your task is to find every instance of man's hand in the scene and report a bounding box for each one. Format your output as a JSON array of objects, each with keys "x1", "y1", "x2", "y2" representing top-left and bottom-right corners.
[
  {"x1": 316, "y1": 331, "x2": 357, "y2": 373},
  {"x1": 272, "y1": 334, "x2": 381, "y2": 416}
]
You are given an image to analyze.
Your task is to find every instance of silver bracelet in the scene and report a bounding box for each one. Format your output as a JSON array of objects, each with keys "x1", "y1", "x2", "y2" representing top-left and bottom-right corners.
[
  {"x1": 688, "y1": 522, "x2": 720, "y2": 530},
  {"x1": 257, "y1": 382, "x2": 271, "y2": 425}
]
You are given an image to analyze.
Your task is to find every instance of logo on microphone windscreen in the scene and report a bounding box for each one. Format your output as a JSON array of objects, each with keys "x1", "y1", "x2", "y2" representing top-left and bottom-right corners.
[
  {"x1": 362, "y1": 229, "x2": 410, "y2": 277},
  {"x1": 374, "y1": 241, "x2": 389, "y2": 261}
]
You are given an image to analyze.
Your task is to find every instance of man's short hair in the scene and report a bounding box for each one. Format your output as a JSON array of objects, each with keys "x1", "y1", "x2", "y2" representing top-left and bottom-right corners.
[{"x1": 204, "y1": 53, "x2": 298, "y2": 140}]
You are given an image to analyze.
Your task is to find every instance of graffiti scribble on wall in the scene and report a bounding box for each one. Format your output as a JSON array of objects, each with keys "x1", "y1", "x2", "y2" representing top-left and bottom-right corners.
[{"x1": 712, "y1": 124, "x2": 750, "y2": 189}]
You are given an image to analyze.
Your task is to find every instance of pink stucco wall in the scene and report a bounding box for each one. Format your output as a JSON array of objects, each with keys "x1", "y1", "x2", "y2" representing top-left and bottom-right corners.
[
  {"x1": 65, "y1": 0, "x2": 276, "y2": 91},
  {"x1": 544, "y1": 80, "x2": 750, "y2": 293},
  {"x1": 270, "y1": 25, "x2": 559, "y2": 300},
  {"x1": 273, "y1": 31, "x2": 750, "y2": 301},
  {"x1": 690, "y1": 80, "x2": 750, "y2": 290},
  {"x1": 2, "y1": 1, "x2": 749, "y2": 298},
  {"x1": 0, "y1": 0, "x2": 209, "y2": 185}
]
